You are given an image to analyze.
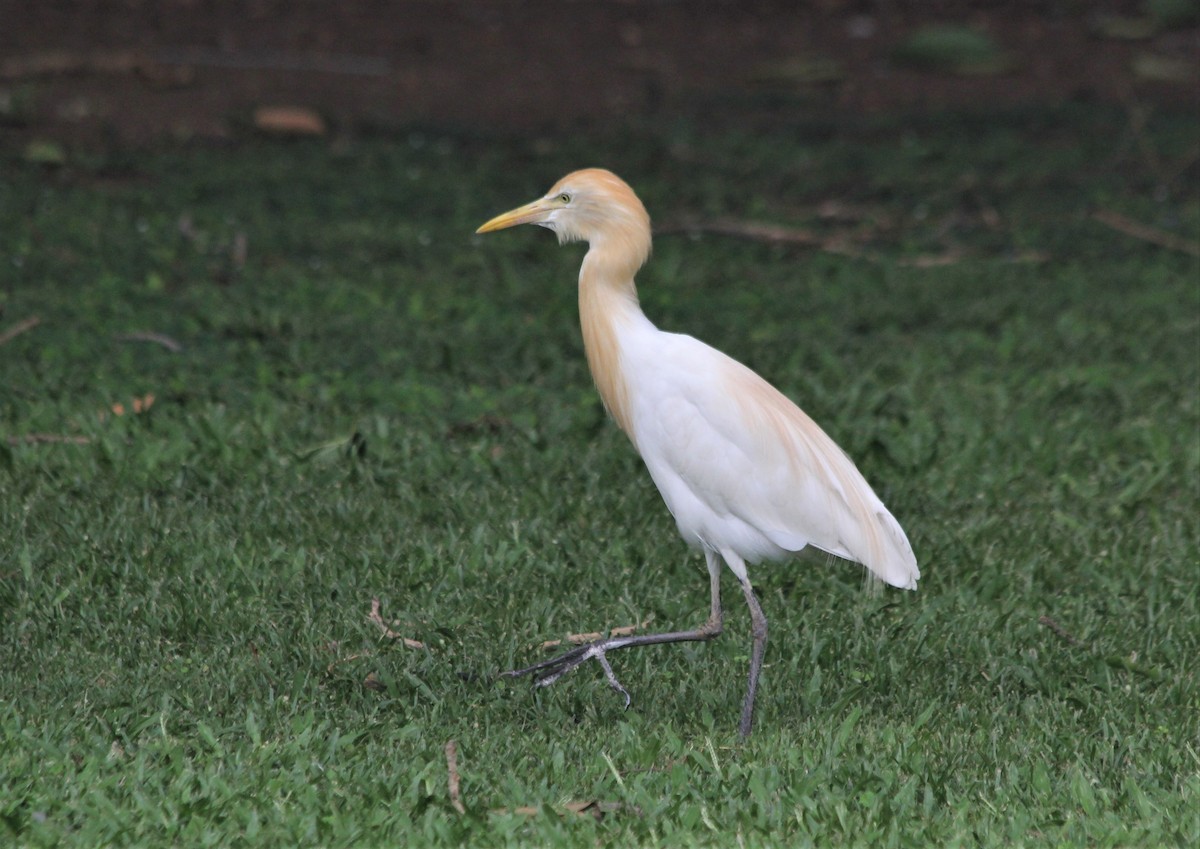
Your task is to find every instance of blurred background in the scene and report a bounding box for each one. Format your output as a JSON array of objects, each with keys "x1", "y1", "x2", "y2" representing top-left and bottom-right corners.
[{"x1": 1, "y1": 0, "x2": 1196, "y2": 147}]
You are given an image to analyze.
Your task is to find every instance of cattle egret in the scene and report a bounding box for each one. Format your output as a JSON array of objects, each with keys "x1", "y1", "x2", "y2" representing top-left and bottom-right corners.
[{"x1": 477, "y1": 169, "x2": 919, "y2": 737}]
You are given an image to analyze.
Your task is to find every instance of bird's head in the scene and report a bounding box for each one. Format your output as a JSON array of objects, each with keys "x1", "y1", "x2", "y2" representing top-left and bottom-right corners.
[{"x1": 476, "y1": 168, "x2": 651, "y2": 273}]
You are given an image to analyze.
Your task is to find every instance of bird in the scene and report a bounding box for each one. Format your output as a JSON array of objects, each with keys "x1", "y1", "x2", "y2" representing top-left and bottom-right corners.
[{"x1": 476, "y1": 168, "x2": 919, "y2": 737}]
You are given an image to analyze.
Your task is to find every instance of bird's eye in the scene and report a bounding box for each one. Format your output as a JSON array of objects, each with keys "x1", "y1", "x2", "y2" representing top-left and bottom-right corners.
[{"x1": 558, "y1": 193, "x2": 571, "y2": 204}]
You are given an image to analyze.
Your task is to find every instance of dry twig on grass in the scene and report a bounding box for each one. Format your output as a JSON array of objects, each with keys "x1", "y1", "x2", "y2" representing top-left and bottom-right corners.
[
  {"x1": 6, "y1": 433, "x2": 92, "y2": 446},
  {"x1": 445, "y1": 740, "x2": 466, "y2": 814},
  {"x1": 0, "y1": 316, "x2": 41, "y2": 347},
  {"x1": 1092, "y1": 208, "x2": 1200, "y2": 257},
  {"x1": 658, "y1": 217, "x2": 866, "y2": 257},
  {"x1": 492, "y1": 800, "x2": 625, "y2": 820},
  {"x1": 659, "y1": 217, "x2": 823, "y2": 246},
  {"x1": 1038, "y1": 615, "x2": 1084, "y2": 647},
  {"x1": 539, "y1": 617, "x2": 654, "y2": 650},
  {"x1": 325, "y1": 651, "x2": 375, "y2": 674},
  {"x1": 367, "y1": 598, "x2": 425, "y2": 648},
  {"x1": 116, "y1": 331, "x2": 184, "y2": 352},
  {"x1": 1039, "y1": 615, "x2": 1166, "y2": 682}
]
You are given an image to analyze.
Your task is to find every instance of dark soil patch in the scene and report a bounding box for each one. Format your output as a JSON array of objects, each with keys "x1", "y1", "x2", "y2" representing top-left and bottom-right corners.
[{"x1": 1, "y1": 1, "x2": 1195, "y2": 147}]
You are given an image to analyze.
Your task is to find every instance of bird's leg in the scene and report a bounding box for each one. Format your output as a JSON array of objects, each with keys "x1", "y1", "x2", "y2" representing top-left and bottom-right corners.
[
  {"x1": 736, "y1": 577, "x2": 769, "y2": 738},
  {"x1": 503, "y1": 550, "x2": 725, "y2": 708}
]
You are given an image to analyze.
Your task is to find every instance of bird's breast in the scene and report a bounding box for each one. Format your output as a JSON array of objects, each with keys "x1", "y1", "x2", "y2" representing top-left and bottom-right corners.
[{"x1": 577, "y1": 269, "x2": 656, "y2": 439}]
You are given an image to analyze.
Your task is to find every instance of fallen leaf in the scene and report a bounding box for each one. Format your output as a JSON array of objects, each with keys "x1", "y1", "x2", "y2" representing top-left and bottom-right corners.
[
  {"x1": 253, "y1": 106, "x2": 326, "y2": 136},
  {"x1": 108, "y1": 394, "x2": 155, "y2": 417},
  {"x1": 363, "y1": 672, "x2": 386, "y2": 692}
]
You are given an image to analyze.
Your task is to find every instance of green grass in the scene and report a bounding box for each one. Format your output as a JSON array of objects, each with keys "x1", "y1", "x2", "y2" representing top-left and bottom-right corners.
[{"x1": 1, "y1": 103, "x2": 1198, "y2": 847}]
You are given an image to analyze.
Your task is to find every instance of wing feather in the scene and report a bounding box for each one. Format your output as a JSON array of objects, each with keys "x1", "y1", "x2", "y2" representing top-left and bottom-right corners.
[{"x1": 630, "y1": 332, "x2": 919, "y2": 589}]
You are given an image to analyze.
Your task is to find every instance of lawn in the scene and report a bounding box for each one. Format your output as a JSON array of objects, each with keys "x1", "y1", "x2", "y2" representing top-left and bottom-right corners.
[{"x1": 1, "y1": 103, "x2": 1197, "y2": 847}]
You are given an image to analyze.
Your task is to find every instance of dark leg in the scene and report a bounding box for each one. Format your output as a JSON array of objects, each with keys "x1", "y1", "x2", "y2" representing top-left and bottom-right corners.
[
  {"x1": 503, "y1": 549, "x2": 725, "y2": 706},
  {"x1": 736, "y1": 577, "x2": 768, "y2": 738}
]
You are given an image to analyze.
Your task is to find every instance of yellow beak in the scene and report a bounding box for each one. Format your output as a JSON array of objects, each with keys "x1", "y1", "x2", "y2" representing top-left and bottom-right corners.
[{"x1": 476, "y1": 198, "x2": 554, "y2": 234}]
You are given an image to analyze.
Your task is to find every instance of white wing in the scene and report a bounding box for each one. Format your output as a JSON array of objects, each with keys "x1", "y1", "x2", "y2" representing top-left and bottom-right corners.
[{"x1": 626, "y1": 330, "x2": 919, "y2": 590}]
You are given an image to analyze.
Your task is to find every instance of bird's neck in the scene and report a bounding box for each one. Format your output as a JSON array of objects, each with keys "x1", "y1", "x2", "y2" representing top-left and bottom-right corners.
[{"x1": 578, "y1": 249, "x2": 646, "y2": 439}]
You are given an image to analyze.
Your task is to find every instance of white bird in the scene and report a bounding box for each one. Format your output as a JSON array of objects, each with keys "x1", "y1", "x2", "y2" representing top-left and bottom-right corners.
[{"x1": 477, "y1": 169, "x2": 919, "y2": 737}]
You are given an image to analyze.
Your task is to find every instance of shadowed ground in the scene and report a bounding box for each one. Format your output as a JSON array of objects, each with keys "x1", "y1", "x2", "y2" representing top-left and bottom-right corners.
[{"x1": 1, "y1": 1, "x2": 1196, "y2": 144}]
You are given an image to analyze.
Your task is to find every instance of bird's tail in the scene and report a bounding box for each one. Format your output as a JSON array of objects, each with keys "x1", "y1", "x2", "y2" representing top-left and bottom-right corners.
[{"x1": 866, "y1": 506, "x2": 919, "y2": 590}]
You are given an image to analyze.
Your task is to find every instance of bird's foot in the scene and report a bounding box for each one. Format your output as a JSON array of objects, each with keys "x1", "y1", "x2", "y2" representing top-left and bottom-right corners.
[{"x1": 502, "y1": 639, "x2": 633, "y2": 709}]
